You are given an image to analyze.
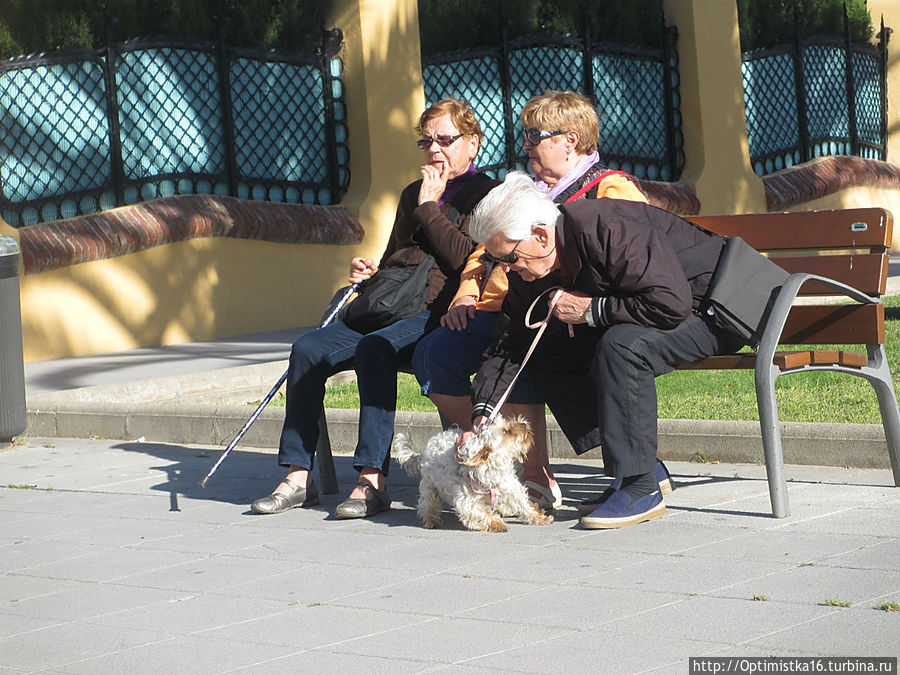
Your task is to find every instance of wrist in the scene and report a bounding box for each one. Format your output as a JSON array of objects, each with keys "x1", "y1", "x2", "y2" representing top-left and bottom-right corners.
[{"x1": 583, "y1": 296, "x2": 605, "y2": 327}]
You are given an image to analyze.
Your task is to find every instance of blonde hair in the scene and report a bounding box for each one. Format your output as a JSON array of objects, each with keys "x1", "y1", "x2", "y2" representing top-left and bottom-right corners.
[
  {"x1": 416, "y1": 98, "x2": 484, "y2": 152},
  {"x1": 520, "y1": 90, "x2": 599, "y2": 154}
]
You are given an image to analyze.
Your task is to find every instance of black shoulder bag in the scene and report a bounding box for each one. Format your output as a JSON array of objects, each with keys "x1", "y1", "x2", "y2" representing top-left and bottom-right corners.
[
  {"x1": 341, "y1": 256, "x2": 436, "y2": 334},
  {"x1": 699, "y1": 236, "x2": 789, "y2": 346}
]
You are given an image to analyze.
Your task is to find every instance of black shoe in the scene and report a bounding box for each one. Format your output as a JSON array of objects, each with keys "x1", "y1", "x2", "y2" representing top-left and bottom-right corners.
[{"x1": 251, "y1": 477, "x2": 319, "y2": 514}]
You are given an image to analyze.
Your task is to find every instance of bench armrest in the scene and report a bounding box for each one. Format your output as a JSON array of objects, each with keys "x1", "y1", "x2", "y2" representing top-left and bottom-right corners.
[{"x1": 756, "y1": 272, "x2": 881, "y2": 363}]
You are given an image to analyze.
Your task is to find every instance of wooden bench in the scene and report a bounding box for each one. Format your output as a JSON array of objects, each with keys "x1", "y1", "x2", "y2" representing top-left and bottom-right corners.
[
  {"x1": 683, "y1": 207, "x2": 900, "y2": 517},
  {"x1": 313, "y1": 207, "x2": 900, "y2": 517}
]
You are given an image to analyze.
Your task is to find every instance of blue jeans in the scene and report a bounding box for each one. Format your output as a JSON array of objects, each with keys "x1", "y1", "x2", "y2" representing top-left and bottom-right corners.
[
  {"x1": 278, "y1": 310, "x2": 431, "y2": 476},
  {"x1": 412, "y1": 309, "x2": 540, "y2": 404}
]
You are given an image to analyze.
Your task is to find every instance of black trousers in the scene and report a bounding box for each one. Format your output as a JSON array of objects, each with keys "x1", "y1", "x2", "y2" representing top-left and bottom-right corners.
[{"x1": 528, "y1": 315, "x2": 744, "y2": 478}]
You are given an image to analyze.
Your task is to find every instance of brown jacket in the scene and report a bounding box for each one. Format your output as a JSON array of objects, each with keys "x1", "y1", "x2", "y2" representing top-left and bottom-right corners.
[{"x1": 378, "y1": 172, "x2": 498, "y2": 316}]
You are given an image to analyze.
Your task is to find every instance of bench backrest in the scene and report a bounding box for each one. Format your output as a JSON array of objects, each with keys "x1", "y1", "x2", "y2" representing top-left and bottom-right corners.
[{"x1": 686, "y1": 208, "x2": 894, "y2": 346}]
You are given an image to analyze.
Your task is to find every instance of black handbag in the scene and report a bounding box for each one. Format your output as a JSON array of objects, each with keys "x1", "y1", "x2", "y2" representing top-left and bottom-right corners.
[
  {"x1": 341, "y1": 256, "x2": 435, "y2": 334},
  {"x1": 699, "y1": 236, "x2": 789, "y2": 346}
]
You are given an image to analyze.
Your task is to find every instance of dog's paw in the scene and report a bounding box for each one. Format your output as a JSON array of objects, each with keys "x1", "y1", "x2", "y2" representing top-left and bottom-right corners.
[
  {"x1": 423, "y1": 518, "x2": 442, "y2": 529},
  {"x1": 482, "y1": 517, "x2": 509, "y2": 533}
]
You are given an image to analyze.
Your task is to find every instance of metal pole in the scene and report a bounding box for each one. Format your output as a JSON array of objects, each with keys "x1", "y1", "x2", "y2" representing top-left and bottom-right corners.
[
  {"x1": 104, "y1": 12, "x2": 126, "y2": 207},
  {"x1": 792, "y1": 3, "x2": 810, "y2": 163},
  {"x1": 843, "y1": 1, "x2": 859, "y2": 157},
  {"x1": 215, "y1": 0, "x2": 239, "y2": 197},
  {"x1": 497, "y1": 3, "x2": 517, "y2": 171},
  {"x1": 0, "y1": 235, "x2": 26, "y2": 442}
]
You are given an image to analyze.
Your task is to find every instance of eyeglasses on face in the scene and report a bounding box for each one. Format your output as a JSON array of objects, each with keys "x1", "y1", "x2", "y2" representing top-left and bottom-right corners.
[
  {"x1": 480, "y1": 240, "x2": 523, "y2": 266},
  {"x1": 416, "y1": 133, "x2": 463, "y2": 149},
  {"x1": 523, "y1": 127, "x2": 566, "y2": 146}
]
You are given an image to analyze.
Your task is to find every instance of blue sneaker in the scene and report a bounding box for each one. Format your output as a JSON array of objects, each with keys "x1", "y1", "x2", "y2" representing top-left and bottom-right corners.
[
  {"x1": 579, "y1": 489, "x2": 666, "y2": 529},
  {"x1": 577, "y1": 460, "x2": 674, "y2": 514}
]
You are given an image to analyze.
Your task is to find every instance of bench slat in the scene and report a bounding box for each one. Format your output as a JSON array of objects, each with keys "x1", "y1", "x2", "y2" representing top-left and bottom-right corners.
[
  {"x1": 780, "y1": 304, "x2": 884, "y2": 344},
  {"x1": 687, "y1": 207, "x2": 893, "y2": 250},
  {"x1": 771, "y1": 253, "x2": 888, "y2": 296},
  {"x1": 684, "y1": 349, "x2": 870, "y2": 371}
]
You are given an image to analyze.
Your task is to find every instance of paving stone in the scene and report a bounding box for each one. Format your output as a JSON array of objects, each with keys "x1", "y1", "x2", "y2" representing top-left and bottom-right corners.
[
  {"x1": 331, "y1": 615, "x2": 571, "y2": 664},
  {"x1": 83, "y1": 594, "x2": 297, "y2": 636},
  {"x1": 201, "y1": 604, "x2": 432, "y2": 649},
  {"x1": 0, "y1": 621, "x2": 168, "y2": 670},
  {"x1": 746, "y1": 607, "x2": 900, "y2": 654},
  {"x1": 574, "y1": 552, "x2": 788, "y2": 596},
  {"x1": 37, "y1": 634, "x2": 301, "y2": 675},
  {"x1": 710, "y1": 565, "x2": 900, "y2": 606},
  {"x1": 456, "y1": 584, "x2": 684, "y2": 630}
]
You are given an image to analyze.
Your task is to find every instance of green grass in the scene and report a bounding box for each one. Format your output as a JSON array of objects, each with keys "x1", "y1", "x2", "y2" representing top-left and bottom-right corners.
[
  {"x1": 875, "y1": 602, "x2": 900, "y2": 612},
  {"x1": 822, "y1": 598, "x2": 852, "y2": 607},
  {"x1": 265, "y1": 295, "x2": 900, "y2": 424}
]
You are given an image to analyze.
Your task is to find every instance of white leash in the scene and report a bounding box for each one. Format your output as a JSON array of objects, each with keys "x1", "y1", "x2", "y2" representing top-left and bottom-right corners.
[{"x1": 484, "y1": 286, "x2": 572, "y2": 428}]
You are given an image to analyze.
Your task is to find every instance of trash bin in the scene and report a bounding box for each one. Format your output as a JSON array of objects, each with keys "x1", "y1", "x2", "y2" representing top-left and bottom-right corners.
[{"x1": 0, "y1": 235, "x2": 26, "y2": 441}]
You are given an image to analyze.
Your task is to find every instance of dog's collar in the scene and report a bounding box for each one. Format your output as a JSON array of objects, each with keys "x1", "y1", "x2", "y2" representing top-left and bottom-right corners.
[{"x1": 459, "y1": 466, "x2": 498, "y2": 507}]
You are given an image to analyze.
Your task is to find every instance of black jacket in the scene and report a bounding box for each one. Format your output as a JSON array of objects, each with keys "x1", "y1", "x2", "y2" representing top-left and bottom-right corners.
[{"x1": 471, "y1": 198, "x2": 726, "y2": 418}]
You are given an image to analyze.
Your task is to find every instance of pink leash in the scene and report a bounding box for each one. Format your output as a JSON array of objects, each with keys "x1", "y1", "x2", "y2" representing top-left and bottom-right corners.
[{"x1": 484, "y1": 286, "x2": 572, "y2": 427}]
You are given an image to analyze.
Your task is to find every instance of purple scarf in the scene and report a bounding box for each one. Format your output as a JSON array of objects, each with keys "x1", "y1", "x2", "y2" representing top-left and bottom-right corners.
[{"x1": 438, "y1": 164, "x2": 477, "y2": 206}]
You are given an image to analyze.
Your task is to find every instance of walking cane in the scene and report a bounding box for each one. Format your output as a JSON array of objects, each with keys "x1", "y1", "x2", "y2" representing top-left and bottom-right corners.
[{"x1": 198, "y1": 284, "x2": 358, "y2": 488}]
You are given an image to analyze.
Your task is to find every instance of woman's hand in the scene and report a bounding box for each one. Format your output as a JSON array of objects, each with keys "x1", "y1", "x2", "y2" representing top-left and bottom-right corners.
[
  {"x1": 453, "y1": 415, "x2": 487, "y2": 462},
  {"x1": 349, "y1": 257, "x2": 377, "y2": 285},
  {"x1": 441, "y1": 295, "x2": 477, "y2": 331},
  {"x1": 418, "y1": 162, "x2": 450, "y2": 205},
  {"x1": 553, "y1": 290, "x2": 591, "y2": 324}
]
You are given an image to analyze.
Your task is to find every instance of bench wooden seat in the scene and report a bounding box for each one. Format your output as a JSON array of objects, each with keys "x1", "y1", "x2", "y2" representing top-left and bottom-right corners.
[{"x1": 683, "y1": 207, "x2": 900, "y2": 517}]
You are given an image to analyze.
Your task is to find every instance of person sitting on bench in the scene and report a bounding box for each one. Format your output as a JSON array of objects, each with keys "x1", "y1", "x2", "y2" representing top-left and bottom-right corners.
[
  {"x1": 459, "y1": 171, "x2": 748, "y2": 529},
  {"x1": 250, "y1": 98, "x2": 497, "y2": 518}
]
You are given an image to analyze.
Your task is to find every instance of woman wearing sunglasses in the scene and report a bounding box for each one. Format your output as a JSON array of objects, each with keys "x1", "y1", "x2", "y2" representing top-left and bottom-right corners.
[
  {"x1": 250, "y1": 98, "x2": 498, "y2": 518},
  {"x1": 412, "y1": 90, "x2": 656, "y2": 511}
]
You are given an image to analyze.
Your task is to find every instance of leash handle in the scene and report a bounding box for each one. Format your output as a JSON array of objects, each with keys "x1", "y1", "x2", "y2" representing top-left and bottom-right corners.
[{"x1": 485, "y1": 287, "x2": 565, "y2": 427}]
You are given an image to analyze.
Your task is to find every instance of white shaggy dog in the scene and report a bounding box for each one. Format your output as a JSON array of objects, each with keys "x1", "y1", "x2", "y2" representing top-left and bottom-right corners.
[{"x1": 393, "y1": 415, "x2": 553, "y2": 532}]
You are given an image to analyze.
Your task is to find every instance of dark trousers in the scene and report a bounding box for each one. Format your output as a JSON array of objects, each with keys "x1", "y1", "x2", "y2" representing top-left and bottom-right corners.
[
  {"x1": 278, "y1": 310, "x2": 431, "y2": 476},
  {"x1": 529, "y1": 315, "x2": 744, "y2": 478}
]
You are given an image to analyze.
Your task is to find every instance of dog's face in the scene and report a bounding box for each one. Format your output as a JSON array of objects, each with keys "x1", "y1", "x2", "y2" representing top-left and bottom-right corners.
[{"x1": 461, "y1": 415, "x2": 533, "y2": 468}]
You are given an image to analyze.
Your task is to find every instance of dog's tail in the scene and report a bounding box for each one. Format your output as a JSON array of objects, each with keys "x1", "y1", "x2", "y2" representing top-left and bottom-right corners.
[{"x1": 392, "y1": 433, "x2": 421, "y2": 477}]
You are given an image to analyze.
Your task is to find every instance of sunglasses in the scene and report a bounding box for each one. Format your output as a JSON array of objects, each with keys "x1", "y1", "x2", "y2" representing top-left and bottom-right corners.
[
  {"x1": 523, "y1": 128, "x2": 566, "y2": 145},
  {"x1": 416, "y1": 133, "x2": 463, "y2": 149},
  {"x1": 480, "y1": 241, "x2": 523, "y2": 266}
]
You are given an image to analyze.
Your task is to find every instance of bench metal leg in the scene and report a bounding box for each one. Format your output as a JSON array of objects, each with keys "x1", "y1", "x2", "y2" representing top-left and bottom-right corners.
[
  {"x1": 315, "y1": 408, "x2": 339, "y2": 494},
  {"x1": 756, "y1": 364, "x2": 790, "y2": 518},
  {"x1": 866, "y1": 345, "x2": 900, "y2": 487}
]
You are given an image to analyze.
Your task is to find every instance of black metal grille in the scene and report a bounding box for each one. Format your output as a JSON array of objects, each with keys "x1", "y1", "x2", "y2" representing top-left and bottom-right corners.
[
  {"x1": 741, "y1": 25, "x2": 888, "y2": 176},
  {"x1": 0, "y1": 31, "x2": 349, "y2": 227},
  {"x1": 1, "y1": 57, "x2": 115, "y2": 223},
  {"x1": 423, "y1": 27, "x2": 684, "y2": 182}
]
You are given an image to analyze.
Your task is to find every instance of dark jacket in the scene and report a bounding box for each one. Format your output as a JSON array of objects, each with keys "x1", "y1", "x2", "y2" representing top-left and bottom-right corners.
[
  {"x1": 471, "y1": 197, "x2": 726, "y2": 417},
  {"x1": 379, "y1": 172, "x2": 498, "y2": 317}
]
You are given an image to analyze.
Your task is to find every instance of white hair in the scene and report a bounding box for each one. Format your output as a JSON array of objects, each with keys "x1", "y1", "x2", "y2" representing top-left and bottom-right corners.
[{"x1": 470, "y1": 171, "x2": 560, "y2": 243}]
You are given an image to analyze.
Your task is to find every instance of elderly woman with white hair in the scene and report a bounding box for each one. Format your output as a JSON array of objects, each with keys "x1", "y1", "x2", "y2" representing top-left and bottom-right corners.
[{"x1": 459, "y1": 171, "x2": 746, "y2": 529}]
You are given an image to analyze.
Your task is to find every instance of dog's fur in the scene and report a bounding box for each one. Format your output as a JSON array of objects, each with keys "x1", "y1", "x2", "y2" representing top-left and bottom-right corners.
[{"x1": 393, "y1": 415, "x2": 553, "y2": 532}]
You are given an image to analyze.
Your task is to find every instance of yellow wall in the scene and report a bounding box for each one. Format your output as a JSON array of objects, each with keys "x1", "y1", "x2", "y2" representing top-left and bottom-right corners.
[
  {"x1": 12, "y1": 0, "x2": 900, "y2": 361},
  {"x1": 21, "y1": 238, "x2": 359, "y2": 361}
]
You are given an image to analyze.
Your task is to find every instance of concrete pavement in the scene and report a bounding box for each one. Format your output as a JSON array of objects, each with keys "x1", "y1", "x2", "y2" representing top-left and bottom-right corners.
[{"x1": 1, "y1": 436, "x2": 898, "y2": 672}]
